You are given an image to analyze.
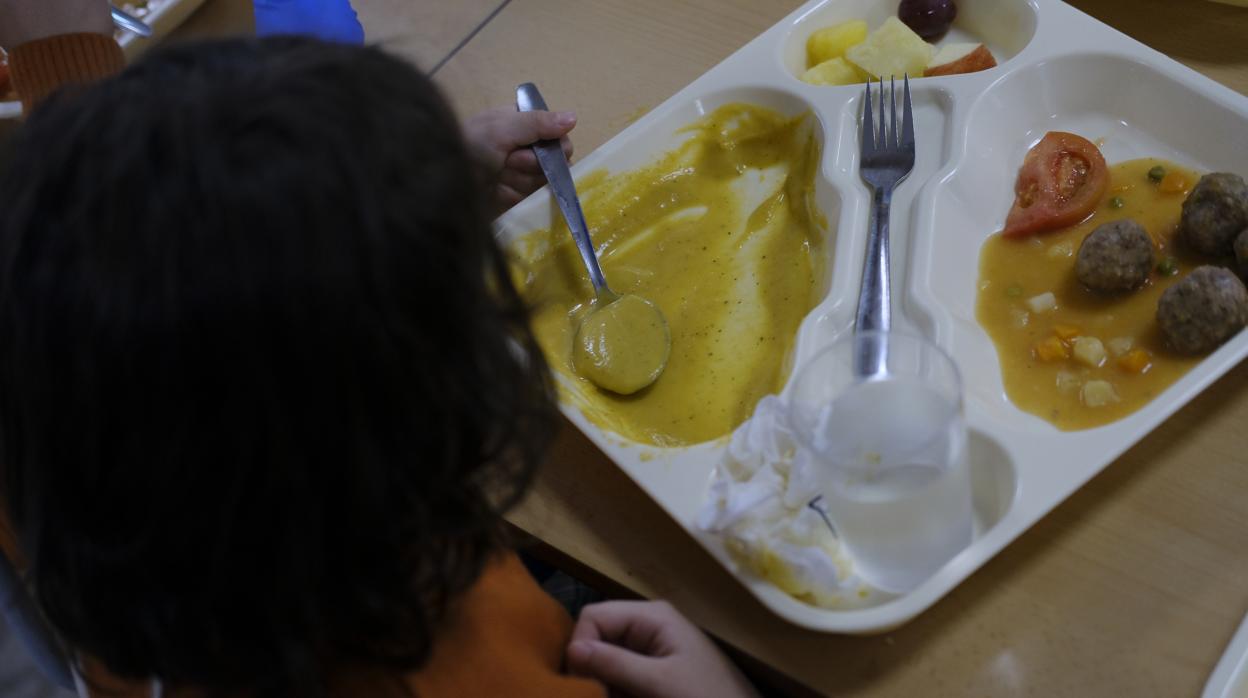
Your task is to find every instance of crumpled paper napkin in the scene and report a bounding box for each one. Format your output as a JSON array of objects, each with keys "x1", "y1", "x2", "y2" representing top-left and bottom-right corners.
[{"x1": 697, "y1": 395, "x2": 872, "y2": 607}]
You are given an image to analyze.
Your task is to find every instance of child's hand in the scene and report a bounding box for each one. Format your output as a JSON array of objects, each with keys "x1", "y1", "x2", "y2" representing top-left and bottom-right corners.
[
  {"x1": 253, "y1": 0, "x2": 365, "y2": 45},
  {"x1": 566, "y1": 600, "x2": 761, "y2": 698},
  {"x1": 462, "y1": 108, "x2": 576, "y2": 213}
]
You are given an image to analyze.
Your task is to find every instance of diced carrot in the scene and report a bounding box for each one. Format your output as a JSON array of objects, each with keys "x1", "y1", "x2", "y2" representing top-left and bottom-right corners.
[
  {"x1": 1159, "y1": 172, "x2": 1189, "y2": 195},
  {"x1": 1034, "y1": 336, "x2": 1070, "y2": 362},
  {"x1": 1117, "y1": 348, "x2": 1152, "y2": 374},
  {"x1": 1052, "y1": 324, "x2": 1081, "y2": 341}
]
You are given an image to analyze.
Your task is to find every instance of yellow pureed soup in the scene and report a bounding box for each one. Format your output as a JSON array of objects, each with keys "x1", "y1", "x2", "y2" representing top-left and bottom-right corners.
[
  {"x1": 513, "y1": 104, "x2": 827, "y2": 446},
  {"x1": 977, "y1": 159, "x2": 1210, "y2": 431}
]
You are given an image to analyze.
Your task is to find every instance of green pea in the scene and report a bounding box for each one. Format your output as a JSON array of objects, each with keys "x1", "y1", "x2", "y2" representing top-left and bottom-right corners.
[
  {"x1": 1109, "y1": 196, "x2": 1124, "y2": 209},
  {"x1": 1156, "y1": 257, "x2": 1179, "y2": 276},
  {"x1": 1006, "y1": 284, "x2": 1023, "y2": 298},
  {"x1": 1148, "y1": 166, "x2": 1167, "y2": 183}
]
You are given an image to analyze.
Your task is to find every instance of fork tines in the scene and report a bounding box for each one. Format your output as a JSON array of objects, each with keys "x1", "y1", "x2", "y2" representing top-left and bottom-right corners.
[{"x1": 862, "y1": 75, "x2": 914, "y2": 154}]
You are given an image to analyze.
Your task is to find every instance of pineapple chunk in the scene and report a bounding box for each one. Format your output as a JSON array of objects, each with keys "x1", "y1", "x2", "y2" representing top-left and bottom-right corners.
[
  {"x1": 801, "y1": 57, "x2": 863, "y2": 86},
  {"x1": 845, "y1": 17, "x2": 933, "y2": 81},
  {"x1": 1071, "y1": 337, "x2": 1107, "y2": 368},
  {"x1": 1081, "y1": 380, "x2": 1119, "y2": 408},
  {"x1": 806, "y1": 20, "x2": 869, "y2": 68}
]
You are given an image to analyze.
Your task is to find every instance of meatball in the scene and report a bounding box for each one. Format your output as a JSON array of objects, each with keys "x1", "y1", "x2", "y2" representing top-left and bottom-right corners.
[
  {"x1": 1075, "y1": 219, "x2": 1154, "y2": 293},
  {"x1": 1156, "y1": 265, "x2": 1248, "y2": 354},
  {"x1": 1179, "y1": 173, "x2": 1248, "y2": 256},
  {"x1": 1235, "y1": 228, "x2": 1248, "y2": 279}
]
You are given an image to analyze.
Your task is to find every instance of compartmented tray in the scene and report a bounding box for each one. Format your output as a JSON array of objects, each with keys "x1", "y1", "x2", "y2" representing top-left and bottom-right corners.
[
  {"x1": 497, "y1": 0, "x2": 1248, "y2": 633},
  {"x1": 0, "y1": 0, "x2": 207, "y2": 120},
  {"x1": 1205, "y1": 611, "x2": 1248, "y2": 698}
]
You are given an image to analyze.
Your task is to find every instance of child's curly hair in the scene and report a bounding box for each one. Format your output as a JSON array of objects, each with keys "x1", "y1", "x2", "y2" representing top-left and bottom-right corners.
[{"x1": 0, "y1": 37, "x2": 554, "y2": 696}]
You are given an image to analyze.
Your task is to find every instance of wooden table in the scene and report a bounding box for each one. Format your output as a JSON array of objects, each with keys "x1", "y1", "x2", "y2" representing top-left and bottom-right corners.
[{"x1": 176, "y1": 1, "x2": 1248, "y2": 695}]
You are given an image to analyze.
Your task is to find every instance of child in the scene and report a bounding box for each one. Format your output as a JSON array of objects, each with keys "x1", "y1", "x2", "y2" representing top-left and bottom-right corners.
[{"x1": 0, "y1": 35, "x2": 758, "y2": 698}]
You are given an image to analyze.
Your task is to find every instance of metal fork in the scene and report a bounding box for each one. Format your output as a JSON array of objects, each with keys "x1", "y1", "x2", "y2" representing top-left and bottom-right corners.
[{"x1": 854, "y1": 76, "x2": 915, "y2": 377}]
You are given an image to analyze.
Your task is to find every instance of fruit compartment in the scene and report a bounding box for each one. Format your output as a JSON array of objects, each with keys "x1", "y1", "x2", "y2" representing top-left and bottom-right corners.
[{"x1": 780, "y1": 0, "x2": 1039, "y2": 86}]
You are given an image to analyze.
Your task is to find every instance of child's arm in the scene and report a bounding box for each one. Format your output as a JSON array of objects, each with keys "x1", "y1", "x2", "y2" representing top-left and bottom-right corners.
[
  {"x1": 462, "y1": 108, "x2": 577, "y2": 213},
  {"x1": 566, "y1": 600, "x2": 761, "y2": 698}
]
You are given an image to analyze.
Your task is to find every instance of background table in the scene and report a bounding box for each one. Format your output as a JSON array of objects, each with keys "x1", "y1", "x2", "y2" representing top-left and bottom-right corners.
[{"x1": 126, "y1": 1, "x2": 1248, "y2": 694}]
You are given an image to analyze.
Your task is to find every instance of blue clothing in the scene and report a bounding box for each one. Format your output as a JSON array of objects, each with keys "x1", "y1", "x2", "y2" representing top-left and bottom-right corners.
[{"x1": 253, "y1": 0, "x2": 365, "y2": 45}]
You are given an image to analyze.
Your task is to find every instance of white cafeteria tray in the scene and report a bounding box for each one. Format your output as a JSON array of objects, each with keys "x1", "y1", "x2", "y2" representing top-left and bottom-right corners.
[
  {"x1": 497, "y1": 0, "x2": 1248, "y2": 633},
  {"x1": 0, "y1": 0, "x2": 207, "y2": 120},
  {"x1": 1206, "y1": 612, "x2": 1248, "y2": 698}
]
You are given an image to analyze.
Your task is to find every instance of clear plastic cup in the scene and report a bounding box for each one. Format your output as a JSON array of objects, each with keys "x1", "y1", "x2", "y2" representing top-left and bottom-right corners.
[{"x1": 788, "y1": 330, "x2": 972, "y2": 593}]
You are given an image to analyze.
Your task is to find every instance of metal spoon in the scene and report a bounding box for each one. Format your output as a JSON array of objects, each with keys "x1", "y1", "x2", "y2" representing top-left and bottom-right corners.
[
  {"x1": 516, "y1": 83, "x2": 617, "y2": 305},
  {"x1": 516, "y1": 82, "x2": 670, "y2": 394},
  {"x1": 111, "y1": 5, "x2": 154, "y2": 38}
]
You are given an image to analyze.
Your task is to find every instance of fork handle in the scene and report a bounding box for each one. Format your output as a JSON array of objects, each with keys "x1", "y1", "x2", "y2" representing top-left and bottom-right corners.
[{"x1": 854, "y1": 186, "x2": 893, "y2": 376}]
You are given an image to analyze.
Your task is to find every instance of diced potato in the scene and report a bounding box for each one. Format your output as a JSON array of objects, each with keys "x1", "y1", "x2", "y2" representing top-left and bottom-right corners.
[
  {"x1": 1106, "y1": 336, "x2": 1135, "y2": 357},
  {"x1": 1009, "y1": 308, "x2": 1030, "y2": 328},
  {"x1": 1034, "y1": 336, "x2": 1070, "y2": 362},
  {"x1": 800, "y1": 57, "x2": 863, "y2": 86},
  {"x1": 1072, "y1": 337, "x2": 1107, "y2": 368},
  {"x1": 1047, "y1": 241, "x2": 1074, "y2": 259},
  {"x1": 1026, "y1": 292, "x2": 1057, "y2": 313},
  {"x1": 1117, "y1": 348, "x2": 1153, "y2": 374},
  {"x1": 1053, "y1": 324, "x2": 1081, "y2": 341},
  {"x1": 806, "y1": 20, "x2": 869, "y2": 68},
  {"x1": 1081, "y1": 380, "x2": 1119, "y2": 408},
  {"x1": 845, "y1": 17, "x2": 933, "y2": 81},
  {"x1": 1055, "y1": 369, "x2": 1081, "y2": 394}
]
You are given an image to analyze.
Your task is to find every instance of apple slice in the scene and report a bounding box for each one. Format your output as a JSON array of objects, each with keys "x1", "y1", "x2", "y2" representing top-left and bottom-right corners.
[{"x1": 924, "y1": 43, "x2": 997, "y2": 77}]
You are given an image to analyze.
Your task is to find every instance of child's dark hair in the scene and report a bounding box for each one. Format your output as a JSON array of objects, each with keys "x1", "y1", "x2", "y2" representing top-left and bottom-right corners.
[{"x1": 0, "y1": 37, "x2": 554, "y2": 696}]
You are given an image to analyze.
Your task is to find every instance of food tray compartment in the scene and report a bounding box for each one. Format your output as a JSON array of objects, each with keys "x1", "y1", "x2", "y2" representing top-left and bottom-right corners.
[
  {"x1": 496, "y1": 0, "x2": 1248, "y2": 633},
  {"x1": 780, "y1": 0, "x2": 1039, "y2": 84}
]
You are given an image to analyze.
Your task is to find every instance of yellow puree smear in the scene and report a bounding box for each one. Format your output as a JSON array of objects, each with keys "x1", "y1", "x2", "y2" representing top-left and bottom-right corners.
[
  {"x1": 977, "y1": 159, "x2": 1209, "y2": 431},
  {"x1": 514, "y1": 104, "x2": 827, "y2": 446}
]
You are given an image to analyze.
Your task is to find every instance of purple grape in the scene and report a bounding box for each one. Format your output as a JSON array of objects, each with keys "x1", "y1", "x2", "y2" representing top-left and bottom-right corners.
[{"x1": 898, "y1": 0, "x2": 958, "y2": 42}]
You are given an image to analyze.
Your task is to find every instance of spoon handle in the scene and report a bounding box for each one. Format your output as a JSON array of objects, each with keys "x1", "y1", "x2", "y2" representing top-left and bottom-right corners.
[
  {"x1": 516, "y1": 83, "x2": 613, "y2": 299},
  {"x1": 111, "y1": 5, "x2": 154, "y2": 37}
]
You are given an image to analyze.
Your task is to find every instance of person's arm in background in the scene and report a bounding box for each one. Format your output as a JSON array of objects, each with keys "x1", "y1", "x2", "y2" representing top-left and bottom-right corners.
[
  {"x1": 0, "y1": 0, "x2": 122, "y2": 113},
  {"x1": 253, "y1": 0, "x2": 365, "y2": 44}
]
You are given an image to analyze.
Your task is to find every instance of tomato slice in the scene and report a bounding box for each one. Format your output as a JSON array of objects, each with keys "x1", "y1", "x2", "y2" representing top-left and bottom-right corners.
[{"x1": 1001, "y1": 132, "x2": 1108, "y2": 238}]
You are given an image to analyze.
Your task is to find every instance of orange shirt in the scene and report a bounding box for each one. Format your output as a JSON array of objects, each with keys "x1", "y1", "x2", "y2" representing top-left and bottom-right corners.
[
  {"x1": 72, "y1": 552, "x2": 607, "y2": 698},
  {"x1": 333, "y1": 553, "x2": 607, "y2": 698}
]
